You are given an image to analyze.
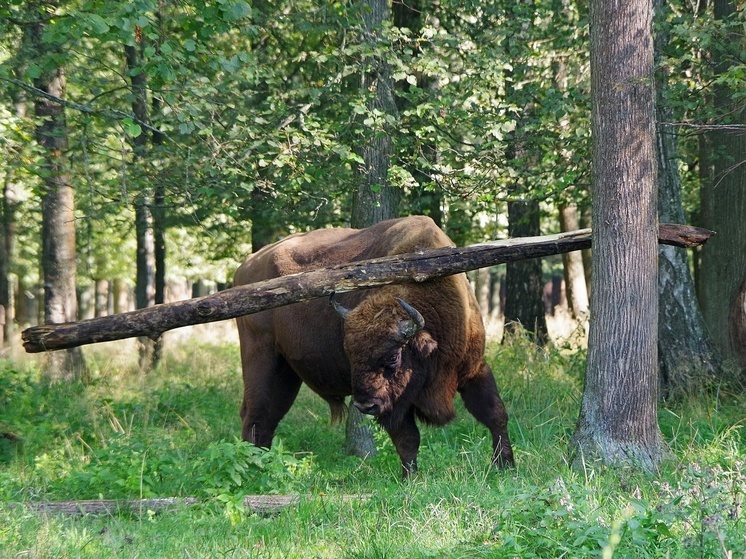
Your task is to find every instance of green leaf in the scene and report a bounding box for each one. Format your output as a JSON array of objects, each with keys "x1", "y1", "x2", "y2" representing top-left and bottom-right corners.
[
  {"x1": 224, "y1": 0, "x2": 252, "y2": 21},
  {"x1": 86, "y1": 14, "x2": 111, "y2": 34},
  {"x1": 122, "y1": 118, "x2": 142, "y2": 138}
]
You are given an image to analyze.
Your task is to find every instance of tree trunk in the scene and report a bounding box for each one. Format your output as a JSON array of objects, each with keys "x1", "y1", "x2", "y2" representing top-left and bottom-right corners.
[
  {"x1": 345, "y1": 0, "x2": 402, "y2": 459},
  {"x1": 1, "y1": 157, "x2": 17, "y2": 353},
  {"x1": 504, "y1": 199, "x2": 548, "y2": 344},
  {"x1": 125, "y1": 42, "x2": 159, "y2": 371},
  {"x1": 152, "y1": 96, "x2": 167, "y2": 365},
  {"x1": 1, "y1": 90, "x2": 24, "y2": 351},
  {"x1": 94, "y1": 279, "x2": 109, "y2": 317},
  {"x1": 698, "y1": 0, "x2": 746, "y2": 374},
  {"x1": 351, "y1": 0, "x2": 400, "y2": 229},
  {"x1": 579, "y1": 204, "x2": 593, "y2": 294},
  {"x1": 558, "y1": 204, "x2": 589, "y2": 319},
  {"x1": 571, "y1": 0, "x2": 666, "y2": 471},
  {"x1": 28, "y1": 3, "x2": 87, "y2": 381},
  {"x1": 654, "y1": 0, "x2": 723, "y2": 397},
  {"x1": 35, "y1": 73, "x2": 86, "y2": 379}
]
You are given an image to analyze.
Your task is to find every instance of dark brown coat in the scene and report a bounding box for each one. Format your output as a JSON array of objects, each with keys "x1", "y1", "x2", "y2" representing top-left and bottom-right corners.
[{"x1": 234, "y1": 216, "x2": 514, "y2": 476}]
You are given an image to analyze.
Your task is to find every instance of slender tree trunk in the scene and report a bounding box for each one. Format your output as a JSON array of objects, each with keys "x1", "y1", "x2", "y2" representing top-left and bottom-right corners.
[
  {"x1": 125, "y1": 42, "x2": 158, "y2": 370},
  {"x1": 572, "y1": 0, "x2": 666, "y2": 471},
  {"x1": 94, "y1": 279, "x2": 109, "y2": 317},
  {"x1": 504, "y1": 199, "x2": 548, "y2": 344},
  {"x1": 698, "y1": 0, "x2": 746, "y2": 374},
  {"x1": 558, "y1": 204, "x2": 589, "y2": 319},
  {"x1": 351, "y1": 0, "x2": 399, "y2": 228},
  {"x1": 1, "y1": 152, "x2": 18, "y2": 352},
  {"x1": 152, "y1": 95, "x2": 167, "y2": 364},
  {"x1": 654, "y1": 0, "x2": 723, "y2": 397},
  {"x1": 502, "y1": 13, "x2": 547, "y2": 345},
  {"x1": 345, "y1": 0, "x2": 402, "y2": 458}
]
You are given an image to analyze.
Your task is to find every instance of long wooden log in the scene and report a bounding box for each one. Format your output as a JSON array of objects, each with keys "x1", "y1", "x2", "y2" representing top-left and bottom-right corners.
[
  {"x1": 21, "y1": 224, "x2": 713, "y2": 353},
  {"x1": 22, "y1": 493, "x2": 368, "y2": 516}
]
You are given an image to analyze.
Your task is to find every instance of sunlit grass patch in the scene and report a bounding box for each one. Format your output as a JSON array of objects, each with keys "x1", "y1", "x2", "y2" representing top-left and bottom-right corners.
[{"x1": 1, "y1": 334, "x2": 745, "y2": 558}]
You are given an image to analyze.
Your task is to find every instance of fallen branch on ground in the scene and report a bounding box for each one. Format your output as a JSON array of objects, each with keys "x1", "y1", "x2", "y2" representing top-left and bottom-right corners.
[{"x1": 22, "y1": 494, "x2": 367, "y2": 516}]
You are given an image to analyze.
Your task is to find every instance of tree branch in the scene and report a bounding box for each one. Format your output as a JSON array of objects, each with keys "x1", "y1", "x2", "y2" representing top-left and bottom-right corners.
[{"x1": 21, "y1": 223, "x2": 714, "y2": 353}]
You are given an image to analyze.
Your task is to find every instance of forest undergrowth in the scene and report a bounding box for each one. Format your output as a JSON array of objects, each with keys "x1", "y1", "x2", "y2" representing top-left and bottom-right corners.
[{"x1": 0, "y1": 330, "x2": 744, "y2": 558}]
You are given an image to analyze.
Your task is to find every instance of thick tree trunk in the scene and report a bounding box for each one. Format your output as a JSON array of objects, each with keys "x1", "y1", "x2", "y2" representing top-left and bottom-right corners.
[
  {"x1": 504, "y1": 199, "x2": 548, "y2": 344},
  {"x1": 21, "y1": 225, "x2": 710, "y2": 353},
  {"x1": 698, "y1": 0, "x2": 746, "y2": 373},
  {"x1": 30, "y1": 5, "x2": 87, "y2": 381},
  {"x1": 654, "y1": 0, "x2": 723, "y2": 397},
  {"x1": 571, "y1": 0, "x2": 667, "y2": 471}
]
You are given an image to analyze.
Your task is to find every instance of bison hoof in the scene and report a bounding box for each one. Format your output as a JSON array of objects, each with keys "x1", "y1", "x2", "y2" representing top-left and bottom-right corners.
[{"x1": 492, "y1": 452, "x2": 516, "y2": 470}]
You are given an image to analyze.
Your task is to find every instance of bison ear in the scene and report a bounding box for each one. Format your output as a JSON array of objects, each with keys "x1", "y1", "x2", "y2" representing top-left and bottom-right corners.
[{"x1": 411, "y1": 331, "x2": 437, "y2": 358}]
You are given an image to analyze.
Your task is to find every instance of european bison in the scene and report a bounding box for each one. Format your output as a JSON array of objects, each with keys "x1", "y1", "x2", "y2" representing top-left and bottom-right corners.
[{"x1": 234, "y1": 216, "x2": 514, "y2": 476}]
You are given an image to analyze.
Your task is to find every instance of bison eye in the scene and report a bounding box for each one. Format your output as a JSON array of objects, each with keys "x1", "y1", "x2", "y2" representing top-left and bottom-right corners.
[{"x1": 382, "y1": 351, "x2": 401, "y2": 374}]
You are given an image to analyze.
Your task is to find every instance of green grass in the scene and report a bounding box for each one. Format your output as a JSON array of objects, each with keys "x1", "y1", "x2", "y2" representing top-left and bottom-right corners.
[{"x1": 1, "y1": 335, "x2": 744, "y2": 558}]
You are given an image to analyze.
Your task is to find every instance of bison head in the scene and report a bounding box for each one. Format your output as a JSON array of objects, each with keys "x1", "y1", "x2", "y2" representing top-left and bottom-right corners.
[{"x1": 331, "y1": 293, "x2": 438, "y2": 418}]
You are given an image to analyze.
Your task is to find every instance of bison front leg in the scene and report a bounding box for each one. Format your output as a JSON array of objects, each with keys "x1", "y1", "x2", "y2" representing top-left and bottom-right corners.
[
  {"x1": 459, "y1": 363, "x2": 515, "y2": 469},
  {"x1": 382, "y1": 408, "x2": 420, "y2": 478}
]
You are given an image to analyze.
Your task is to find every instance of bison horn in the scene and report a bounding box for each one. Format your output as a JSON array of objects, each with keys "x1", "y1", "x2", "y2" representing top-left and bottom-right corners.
[
  {"x1": 330, "y1": 294, "x2": 351, "y2": 320},
  {"x1": 396, "y1": 298, "x2": 425, "y2": 339}
]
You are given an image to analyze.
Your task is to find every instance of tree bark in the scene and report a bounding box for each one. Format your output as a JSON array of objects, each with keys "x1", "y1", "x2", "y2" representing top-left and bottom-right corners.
[
  {"x1": 21, "y1": 224, "x2": 710, "y2": 353},
  {"x1": 125, "y1": 42, "x2": 159, "y2": 371},
  {"x1": 698, "y1": 0, "x2": 746, "y2": 373},
  {"x1": 344, "y1": 0, "x2": 403, "y2": 459},
  {"x1": 29, "y1": 2, "x2": 87, "y2": 381},
  {"x1": 504, "y1": 199, "x2": 548, "y2": 344},
  {"x1": 0, "y1": 89, "x2": 24, "y2": 351},
  {"x1": 351, "y1": 0, "x2": 400, "y2": 228},
  {"x1": 571, "y1": 0, "x2": 667, "y2": 471},
  {"x1": 558, "y1": 204, "x2": 589, "y2": 319},
  {"x1": 654, "y1": 0, "x2": 723, "y2": 397},
  {"x1": 1, "y1": 158, "x2": 17, "y2": 353}
]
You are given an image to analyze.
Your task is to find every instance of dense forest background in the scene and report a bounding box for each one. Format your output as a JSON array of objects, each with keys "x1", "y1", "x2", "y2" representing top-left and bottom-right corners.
[{"x1": 0, "y1": 0, "x2": 744, "y2": 380}]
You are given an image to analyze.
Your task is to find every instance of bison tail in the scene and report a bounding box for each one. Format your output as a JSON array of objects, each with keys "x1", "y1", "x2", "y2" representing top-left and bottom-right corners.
[{"x1": 327, "y1": 397, "x2": 347, "y2": 424}]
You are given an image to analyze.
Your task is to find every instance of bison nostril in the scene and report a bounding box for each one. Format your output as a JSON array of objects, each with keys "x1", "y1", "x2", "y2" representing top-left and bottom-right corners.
[{"x1": 353, "y1": 400, "x2": 379, "y2": 416}]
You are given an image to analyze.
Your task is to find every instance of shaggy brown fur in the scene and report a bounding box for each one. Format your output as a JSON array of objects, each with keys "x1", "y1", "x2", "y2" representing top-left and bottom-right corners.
[{"x1": 234, "y1": 216, "x2": 514, "y2": 476}]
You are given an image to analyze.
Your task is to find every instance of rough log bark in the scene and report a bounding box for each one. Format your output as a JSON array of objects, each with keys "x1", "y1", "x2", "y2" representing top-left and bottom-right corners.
[
  {"x1": 21, "y1": 494, "x2": 367, "y2": 516},
  {"x1": 22, "y1": 224, "x2": 713, "y2": 353}
]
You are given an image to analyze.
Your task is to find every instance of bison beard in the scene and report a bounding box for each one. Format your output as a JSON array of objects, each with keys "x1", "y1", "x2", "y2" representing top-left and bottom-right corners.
[{"x1": 234, "y1": 216, "x2": 515, "y2": 477}]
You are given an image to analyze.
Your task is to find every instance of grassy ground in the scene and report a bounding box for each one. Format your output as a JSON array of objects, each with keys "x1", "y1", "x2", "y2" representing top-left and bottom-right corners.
[{"x1": 0, "y1": 332, "x2": 744, "y2": 558}]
